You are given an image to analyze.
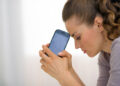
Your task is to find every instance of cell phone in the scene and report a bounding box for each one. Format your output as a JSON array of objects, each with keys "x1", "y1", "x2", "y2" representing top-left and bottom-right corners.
[{"x1": 47, "y1": 29, "x2": 70, "y2": 56}]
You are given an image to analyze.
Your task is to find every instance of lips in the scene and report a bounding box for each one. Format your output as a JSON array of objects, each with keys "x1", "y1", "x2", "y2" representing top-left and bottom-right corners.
[
  {"x1": 81, "y1": 49, "x2": 87, "y2": 53},
  {"x1": 83, "y1": 50, "x2": 87, "y2": 53}
]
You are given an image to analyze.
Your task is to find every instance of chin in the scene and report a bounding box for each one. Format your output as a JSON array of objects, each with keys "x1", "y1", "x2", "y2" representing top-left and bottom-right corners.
[{"x1": 87, "y1": 51, "x2": 98, "y2": 58}]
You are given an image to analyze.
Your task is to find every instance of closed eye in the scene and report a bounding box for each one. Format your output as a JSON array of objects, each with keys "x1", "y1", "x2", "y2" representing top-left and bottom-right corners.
[{"x1": 76, "y1": 36, "x2": 81, "y2": 40}]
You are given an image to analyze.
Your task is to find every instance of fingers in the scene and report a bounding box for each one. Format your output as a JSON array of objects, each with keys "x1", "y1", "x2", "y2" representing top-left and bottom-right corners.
[
  {"x1": 39, "y1": 50, "x2": 53, "y2": 67},
  {"x1": 41, "y1": 65, "x2": 48, "y2": 72},
  {"x1": 40, "y1": 59, "x2": 47, "y2": 66},
  {"x1": 58, "y1": 50, "x2": 72, "y2": 59},
  {"x1": 41, "y1": 65, "x2": 45, "y2": 70},
  {"x1": 39, "y1": 50, "x2": 50, "y2": 61},
  {"x1": 42, "y1": 45, "x2": 55, "y2": 57},
  {"x1": 45, "y1": 43, "x2": 50, "y2": 47}
]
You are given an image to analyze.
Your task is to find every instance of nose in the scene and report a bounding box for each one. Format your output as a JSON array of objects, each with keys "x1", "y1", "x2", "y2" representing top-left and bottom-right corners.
[{"x1": 75, "y1": 40, "x2": 80, "y2": 49}]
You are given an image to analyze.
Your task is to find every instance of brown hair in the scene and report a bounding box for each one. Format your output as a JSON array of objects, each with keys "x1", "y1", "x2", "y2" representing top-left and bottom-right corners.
[{"x1": 62, "y1": 0, "x2": 120, "y2": 41}]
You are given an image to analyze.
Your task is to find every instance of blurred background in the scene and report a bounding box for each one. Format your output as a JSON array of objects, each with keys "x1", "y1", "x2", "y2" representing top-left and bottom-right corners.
[{"x1": 0, "y1": 0, "x2": 99, "y2": 86}]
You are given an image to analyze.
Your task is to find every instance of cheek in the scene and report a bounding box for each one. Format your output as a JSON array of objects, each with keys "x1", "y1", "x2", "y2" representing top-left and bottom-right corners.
[
  {"x1": 83, "y1": 30, "x2": 104, "y2": 57},
  {"x1": 82, "y1": 32, "x2": 94, "y2": 46},
  {"x1": 82, "y1": 30, "x2": 100, "y2": 49}
]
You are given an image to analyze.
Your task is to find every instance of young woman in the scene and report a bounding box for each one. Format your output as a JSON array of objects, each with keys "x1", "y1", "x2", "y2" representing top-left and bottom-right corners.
[{"x1": 39, "y1": 0, "x2": 120, "y2": 86}]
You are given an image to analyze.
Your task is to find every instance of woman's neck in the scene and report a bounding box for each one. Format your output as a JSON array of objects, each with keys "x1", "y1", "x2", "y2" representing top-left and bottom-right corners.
[
  {"x1": 102, "y1": 31, "x2": 112, "y2": 54},
  {"x1": 102, "y1": 40, "x2": 112, "y2": 54}
]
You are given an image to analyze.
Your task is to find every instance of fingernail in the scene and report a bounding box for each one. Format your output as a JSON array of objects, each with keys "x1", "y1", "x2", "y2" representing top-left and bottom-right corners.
[{"x1": 58, "y1": 52, "x2": 62, "y2": 55}]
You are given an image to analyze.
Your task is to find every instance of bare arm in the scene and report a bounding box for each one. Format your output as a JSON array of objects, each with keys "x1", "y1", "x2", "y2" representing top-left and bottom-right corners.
[
  {"x1": 70, "y1": 68, "x2": 85, "y2": 86},
  {"x1": 57, "y1": 70, "x2": 85, "y2": 86}
]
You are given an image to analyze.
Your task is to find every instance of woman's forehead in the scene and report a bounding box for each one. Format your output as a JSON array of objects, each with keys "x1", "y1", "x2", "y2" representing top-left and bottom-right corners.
[{"x1": 65, "y1": 16, "x2": 81, "y2": 26}]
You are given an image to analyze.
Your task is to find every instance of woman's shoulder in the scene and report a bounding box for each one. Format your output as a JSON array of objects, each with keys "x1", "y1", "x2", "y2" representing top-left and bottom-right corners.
[
  {"x1": 97, "y1": 36, "x2": 120, "y2": 86},
  {"x1": 110, "y1": 36, "x2": 120, "y2": 65},
  {"x1": 110, "y1": 36, "x2": 120, "y2": 58},
  {"x1": 98, "y1": 51, "x2": 110, "y2": 66},
  {"x1": 98, "y1": 36, "x2": 120, "y2": 66},
  {"x1": 111, "y1": 36, "x2": 120, "y2": 50}
]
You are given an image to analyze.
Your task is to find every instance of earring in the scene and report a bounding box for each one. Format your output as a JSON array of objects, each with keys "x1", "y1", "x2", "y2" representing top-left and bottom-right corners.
[
  {"x1": 98, "y1": 24, "x2": 100, "y2": 27},
  {"x1": 98, "y1": 23, "x2": 102, "y2": 28}
]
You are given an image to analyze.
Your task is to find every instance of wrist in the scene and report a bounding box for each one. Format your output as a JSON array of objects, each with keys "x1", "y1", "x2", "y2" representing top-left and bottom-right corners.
[
  {"x1": 57, "y1": 71, "x2": 72, "y2": 85},
  {"x1": 69, "y1": 67, "x2": 74, "y2": 73},
  {"x1": 69, "y1": 68, "x2": 85, "y2": 86},
  {"x1": 57, "y1": 70, "x2": 71, "y2": 82},
  {"x1": 57, "y1": 70, "x2": 84, "y2": 86},
  {"x1": 69, "y1": 67, "x2": 77, "y2": 77}
]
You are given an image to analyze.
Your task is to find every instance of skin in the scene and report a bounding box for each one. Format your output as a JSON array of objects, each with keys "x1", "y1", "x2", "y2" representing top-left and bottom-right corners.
[
  {"x1": 39, "y1": 45, "x2": 84, "y2": 86},
  {"x1": 65, "y1": 15, "x2": 112, "y2": 57},
  {"x1": 39, "y1": 15, "x2": 112, "y2": 86}
]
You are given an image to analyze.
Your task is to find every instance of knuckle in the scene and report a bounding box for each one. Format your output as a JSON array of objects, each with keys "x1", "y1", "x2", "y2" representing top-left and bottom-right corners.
[
  {"x1": 40, "y1": 53, "x2": 42, "y2": 57},
  {"x1": 69, "y1": 54, "x2": 72, "y2": 57},
  {"x1": 43, "y1": 46, "x2": 46, "y2": 51},
  {"x1": 61, "y1": 50, "x2": 66, "y2": 55},
  {"x1": 39, "y1": 50, "x2": 44, "y2": 57},
  {"x1": 40, "y1": 53, "x2": 43, "y2": 57},
  {"x1": 41, "y1": 65, "x2": 44, "y2": 69},
  {"x1": 39, "y1": 50, "x2": 42, "y2": 56},
  {"x1": 63, "y1": 50, "x2": 66, "y2": 53},
  {"x1": 65, "y1": 50, "x2": 69, "y2": 55},
  {"x1": 40, "y1": 59, "x2": 44, "y2": 64},
  {"x1": 40, "y1": 59, "x2": 42, "y2": 63}
]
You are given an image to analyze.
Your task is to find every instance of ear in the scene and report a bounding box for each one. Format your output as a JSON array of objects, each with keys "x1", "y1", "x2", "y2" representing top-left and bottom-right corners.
[{"x1": 94, "y1": 16, "x2": 104, "y2": 32}]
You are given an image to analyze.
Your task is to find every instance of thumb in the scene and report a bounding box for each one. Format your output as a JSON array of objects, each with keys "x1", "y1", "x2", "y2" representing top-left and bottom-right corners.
[{"x1": 58, "y1": 50, "x2": 72, "y2": 59}]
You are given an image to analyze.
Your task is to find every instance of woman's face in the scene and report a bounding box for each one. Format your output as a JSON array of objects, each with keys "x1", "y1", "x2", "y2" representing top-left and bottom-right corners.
[{"x1": 65, "y1": 16, "x2": 105, "y2": 57}]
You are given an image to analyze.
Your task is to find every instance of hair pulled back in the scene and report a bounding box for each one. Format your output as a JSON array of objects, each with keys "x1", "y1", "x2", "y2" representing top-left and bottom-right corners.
[{"x1": 62, "y1": 0, "x2": 120, "y2": 41}]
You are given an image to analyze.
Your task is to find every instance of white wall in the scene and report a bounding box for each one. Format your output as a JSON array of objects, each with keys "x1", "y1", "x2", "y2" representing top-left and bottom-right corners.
[{"x1": 0, "y1": 0, "x2": 25, "y2": 86}]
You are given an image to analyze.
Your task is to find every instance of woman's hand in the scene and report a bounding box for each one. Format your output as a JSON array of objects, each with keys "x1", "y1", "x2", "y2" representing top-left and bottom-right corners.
[
  {"x1": 58, "y1": 49, "x2": 73, "y2": 71},
  {"x1": 39, "y1": 43, "x2": 85, "y2": 86},
  {"x1": 39, "y1": 43, "x2": 73, "y2": 81}
]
